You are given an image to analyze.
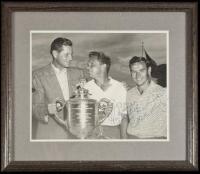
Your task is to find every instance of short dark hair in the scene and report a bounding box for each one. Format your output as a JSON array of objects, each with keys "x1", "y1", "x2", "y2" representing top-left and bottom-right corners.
[
  {"x1": 89, "y1": 51, "x2": 111, "y2": 73},
  {"x1": 129, "y1": 56, "x2": 151, "y2": 71},
  {"x1": 50, "y1": 37, "x2": 72, "y2": 56}
]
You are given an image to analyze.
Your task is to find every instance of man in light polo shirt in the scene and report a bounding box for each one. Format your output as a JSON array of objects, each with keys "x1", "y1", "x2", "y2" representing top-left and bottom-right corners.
[
  {"x1": 84, "y1": 51, "x2": 128, "y2": 139},
  {"x1": 127, "y1": 56, "x2": 167, "y2": 139}
]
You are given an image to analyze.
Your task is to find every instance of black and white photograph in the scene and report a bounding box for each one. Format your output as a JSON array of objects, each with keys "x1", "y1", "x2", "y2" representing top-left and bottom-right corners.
[
  {"x1": 2, "y1": 1, "x2": 198, "y2": 171},
  {"x1": 31, "y1": 31, "x2": 169, "y2": 141}
]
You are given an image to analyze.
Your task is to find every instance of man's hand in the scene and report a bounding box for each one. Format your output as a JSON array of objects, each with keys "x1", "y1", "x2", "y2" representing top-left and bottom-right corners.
[
  {"x1": 48, "y1": 98, "x2": 65, "y2": 115},
  {"x1": 121, "y1": 81, "x2": 129, "y2": 91},
  {"x1": 48, "y1": 103, "x2": 57, "y2": 115},
  {"x1": 48, "y1": 103, "x2": 68, "y2": 129},
  {"x1": 120, "y1": 117, "x2": 128, "y2": 139}
]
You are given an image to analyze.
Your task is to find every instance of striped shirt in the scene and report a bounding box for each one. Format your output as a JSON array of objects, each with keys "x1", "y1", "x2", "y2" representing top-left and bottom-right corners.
[{"x1": 127, "y1": 81, "x2": 167, "y2": 138}]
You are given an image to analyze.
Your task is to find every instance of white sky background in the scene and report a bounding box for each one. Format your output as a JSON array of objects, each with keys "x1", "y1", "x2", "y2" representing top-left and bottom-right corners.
[{"x1": 32, "y1": 33, "x2": 167, "y2": 87}]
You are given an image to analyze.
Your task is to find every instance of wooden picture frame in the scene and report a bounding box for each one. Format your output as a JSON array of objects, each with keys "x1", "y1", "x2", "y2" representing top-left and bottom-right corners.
[{"x1": 1, "y1": 1, "x2": 198, "y2": 171}]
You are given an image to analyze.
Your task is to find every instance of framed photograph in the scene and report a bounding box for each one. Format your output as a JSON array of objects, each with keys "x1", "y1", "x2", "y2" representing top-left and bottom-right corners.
[{"x1": 1, "y1": 1, "x2": 198, "y2": 172}]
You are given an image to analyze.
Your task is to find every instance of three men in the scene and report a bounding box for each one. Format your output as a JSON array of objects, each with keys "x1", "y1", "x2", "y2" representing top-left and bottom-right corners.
[
  {"x1": 126, "y1": 56, "x2": 167, "y2": 139},
  {"x1": 32, "y1": 37, "x2": 167, "y2": 140},
  {"x1": 32, "y1": 37, "x2": 86, "y2": 139}
]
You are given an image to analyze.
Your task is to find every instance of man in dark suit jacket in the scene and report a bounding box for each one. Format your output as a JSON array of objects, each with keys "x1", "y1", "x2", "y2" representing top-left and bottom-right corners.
[{"x1": 32, "y1": 37, "x2": 87, "y2": 139}]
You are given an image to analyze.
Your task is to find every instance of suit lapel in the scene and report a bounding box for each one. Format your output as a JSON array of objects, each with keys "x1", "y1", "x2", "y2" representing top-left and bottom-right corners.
[
  {"x1": 45, "y1": 65, "x2": 84, "y2": 101},
  {"x1": 46, "y1": 64, "x2": 65, "y2": 101}
]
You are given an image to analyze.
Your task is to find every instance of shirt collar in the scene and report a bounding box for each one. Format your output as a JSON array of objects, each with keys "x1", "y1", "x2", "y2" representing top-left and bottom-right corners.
[
  {"x1": 51, "y1": 62, "x2": 67, "y2": 74},
  {"x1": 136, "y1": 80, "x2": 156, "y2": 95},
  {"x1": 91, "y1": 76, "x2": 113, "y2": 84}
]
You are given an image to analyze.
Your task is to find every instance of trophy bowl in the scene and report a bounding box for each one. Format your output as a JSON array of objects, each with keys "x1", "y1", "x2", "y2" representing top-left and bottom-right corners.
[
  {"x1": 54, "y1": 81, "x2": 112, "y2": 139},
  {"x1": 66, "y1": 98, "x2": 98, "y2": 139}
]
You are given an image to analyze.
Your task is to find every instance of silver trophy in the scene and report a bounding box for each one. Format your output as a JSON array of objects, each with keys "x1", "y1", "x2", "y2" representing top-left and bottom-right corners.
[{"x1": 53, "y1": 79, "x2": 112, "y2": 139}]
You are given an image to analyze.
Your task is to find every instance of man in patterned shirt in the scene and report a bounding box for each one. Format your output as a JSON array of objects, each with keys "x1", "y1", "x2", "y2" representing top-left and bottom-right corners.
[{"x1": 126, "y1": 56, "x2": 167, "y2": 139}]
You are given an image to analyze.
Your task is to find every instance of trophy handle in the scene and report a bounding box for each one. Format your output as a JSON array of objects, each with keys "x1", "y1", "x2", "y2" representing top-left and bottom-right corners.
[
  {"x1": 53, "y1": 98, "x2": 68, "y2": 129},
  {"x1": 84, "y1": 99, "x2": 113, "y2": 139}
]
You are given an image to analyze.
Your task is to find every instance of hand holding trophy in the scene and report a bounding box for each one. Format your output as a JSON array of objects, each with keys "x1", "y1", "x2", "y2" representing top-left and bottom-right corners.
[
  {"x1": 52, "y1": 79, "x2": 111, "y2": 139},
  {"x1": 47, "y1": 98, "x2": 69, "y2": 130}
]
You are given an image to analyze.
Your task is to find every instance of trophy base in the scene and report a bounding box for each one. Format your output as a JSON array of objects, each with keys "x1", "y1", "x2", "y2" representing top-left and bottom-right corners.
[
  {"x1": 85, "y1": 126, "x2": 112, "y2": 139},
  {"x1": 69, "y1": 126, "x2": 95, "y2": 139}
]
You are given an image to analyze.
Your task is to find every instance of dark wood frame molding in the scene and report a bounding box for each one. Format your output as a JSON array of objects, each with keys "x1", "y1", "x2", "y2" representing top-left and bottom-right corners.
[{"x1": 1, "y1": 1, "x2": 198, "y2": 172}]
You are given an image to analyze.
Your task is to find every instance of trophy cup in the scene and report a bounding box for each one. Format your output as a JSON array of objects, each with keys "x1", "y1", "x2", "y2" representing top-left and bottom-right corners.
[{"x1": 53, "y1": 79, "x2": 111, "y2": 139}]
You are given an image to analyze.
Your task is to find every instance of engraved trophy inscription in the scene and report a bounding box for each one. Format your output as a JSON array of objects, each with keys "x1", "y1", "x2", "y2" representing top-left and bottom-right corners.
[{"x1": 54, "y1": 79, "x2": 111, "y2": 139}]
